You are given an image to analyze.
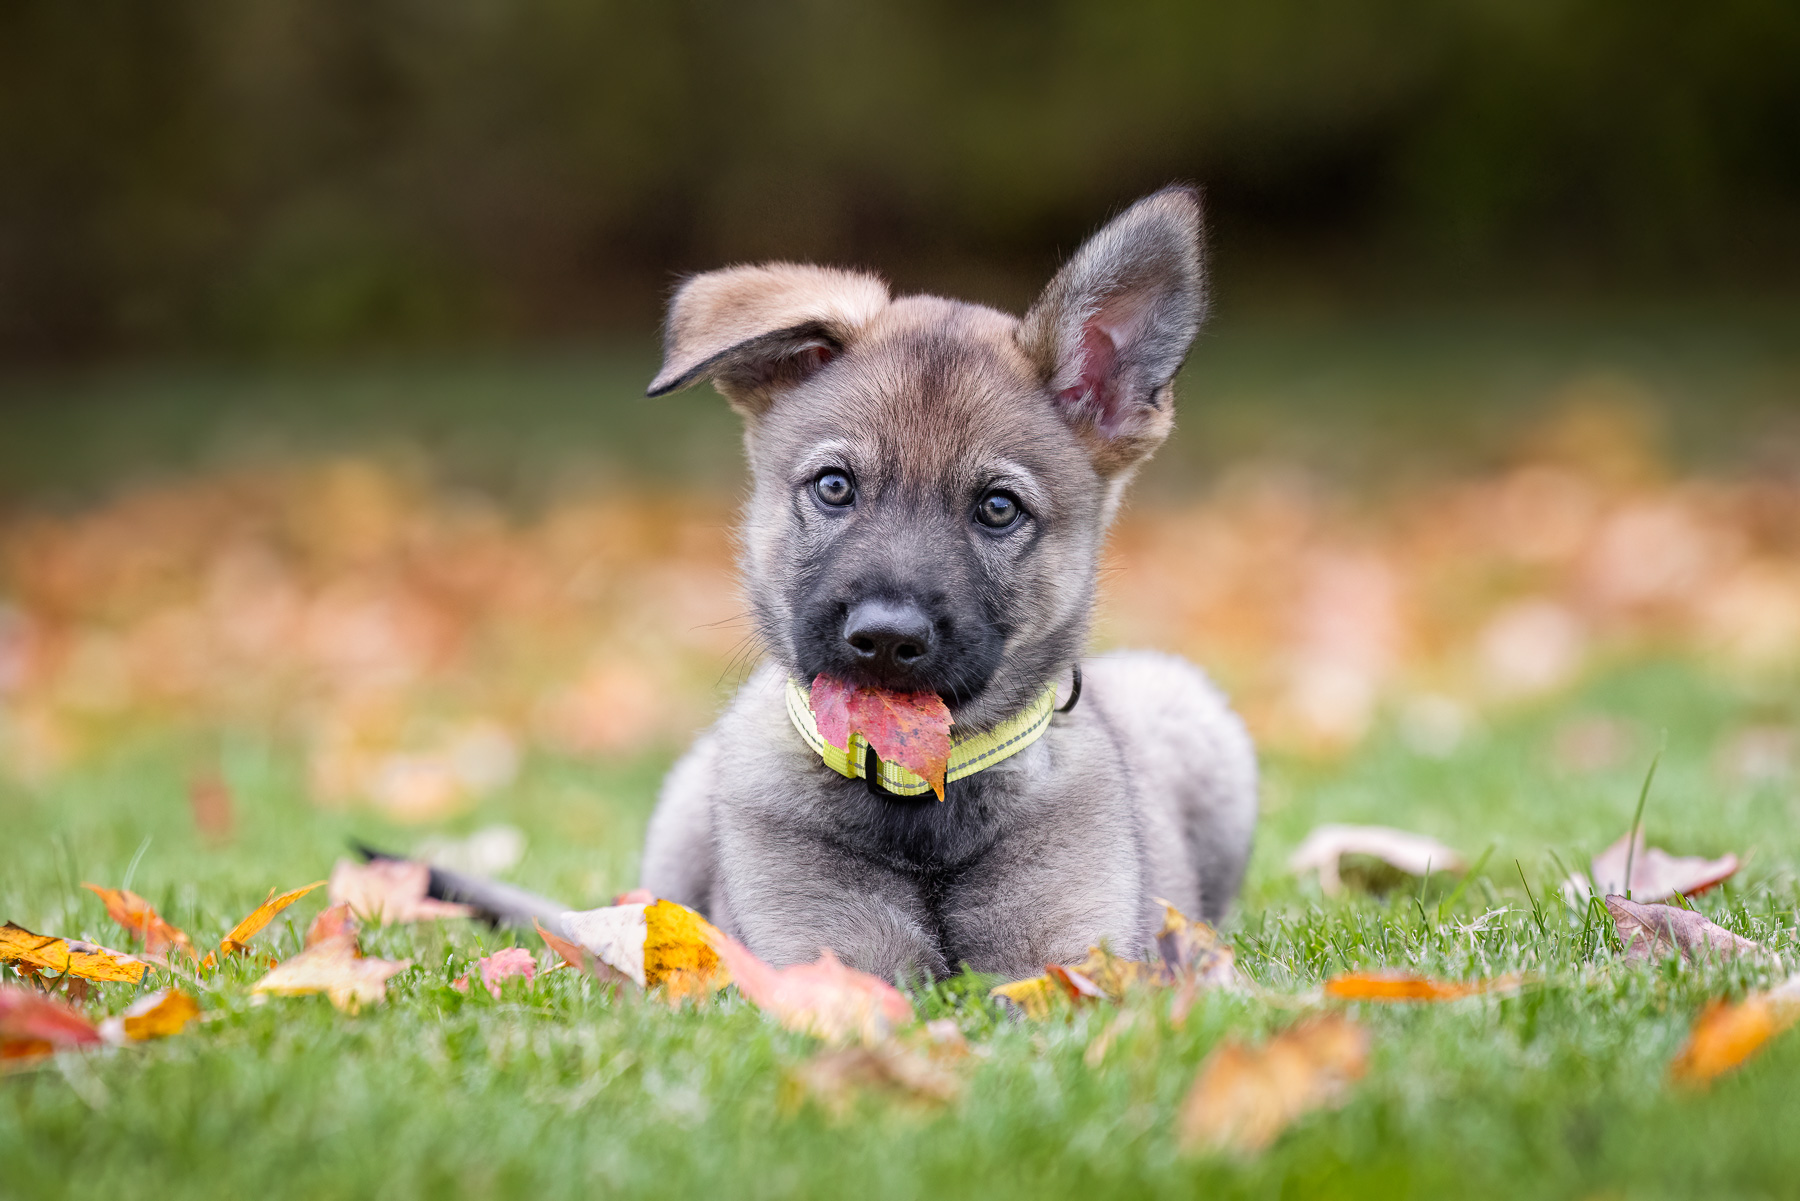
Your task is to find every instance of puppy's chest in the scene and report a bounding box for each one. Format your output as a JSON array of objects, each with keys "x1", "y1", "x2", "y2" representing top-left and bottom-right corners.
[{"x1": 826, "y1": 771, "x2": 1017, "y2": 872}]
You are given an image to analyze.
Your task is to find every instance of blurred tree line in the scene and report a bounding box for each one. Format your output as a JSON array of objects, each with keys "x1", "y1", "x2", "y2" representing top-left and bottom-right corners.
[{"x1": 2, "y1": 0, "x2": 1797, "y2": 360}]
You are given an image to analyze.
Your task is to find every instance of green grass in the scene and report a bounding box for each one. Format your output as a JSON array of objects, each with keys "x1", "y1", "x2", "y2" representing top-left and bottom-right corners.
[{"x1": 3, "y1": 658, "x2": 1797, "y2": 1201}]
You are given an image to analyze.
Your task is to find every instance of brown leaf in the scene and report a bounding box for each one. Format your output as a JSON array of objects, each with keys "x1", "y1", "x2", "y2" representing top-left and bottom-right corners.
[
  {"x1": 251, "y1": 933, "x2": 412, "y2": 1012},
  {"x1": 1287, "y1": 824, "x2": 1466, "y2": 896},
  {"x1": 0, "y1": 921, "x2": 147, "y2": 984},
  {"x1": 1586, "y1": 831, "x2": 1739, "y2": 901},
  {"x1": 82, "y1": 883, "x2": 194, "y2": 959},
  {"x1": 1178, "y1": 1014, "x2": 1371, "y2": 1156},
  {"x1": 1155, "y1": 900, "x2": 1238, "y2": 988},
  {"x1": 326, "y1": 859, "x2": 472, "y2": 926},
  {"x1": 304, "y1": 902, "x2": 358, "y2": 948},
  {"x1": 0, "y1": 984, "x2": 103, "y2": 1066},
  {"x1": 810, "y1": 674, "x2": 953, "y2": 801},
  {"x1": 788, "y1": 1042, "x2": 963, "y2": 1118},
  {"x1": 1605, "y1": 895, "x2": 1762, "y2": 961},
  {"x1": 1668, "y1": 982, "x2": 1800, "y2": 1087},
  {"x1": 219, "y1": 880, "x2": 327, "y2": 955},
  {"x1": 1324, "y1": 969, "x2": 1529, "y2": 1002},
  {"x1": 706, "y1": 932, "x2": 913, "y2": 1044}
]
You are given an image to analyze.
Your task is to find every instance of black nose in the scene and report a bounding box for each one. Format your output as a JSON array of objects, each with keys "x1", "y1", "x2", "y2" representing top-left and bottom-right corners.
[{"x1": 842, "y1": 599, "x2": 935, "y2": 671}]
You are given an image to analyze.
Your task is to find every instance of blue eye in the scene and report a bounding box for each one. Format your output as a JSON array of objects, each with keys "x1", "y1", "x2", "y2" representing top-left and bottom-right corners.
[
  {"x1": 814, "y1": 471, "x2": 855, "y2": 507},
  {"x1": 975, "y1": 490, "x2": 1023, "y2": 530}
]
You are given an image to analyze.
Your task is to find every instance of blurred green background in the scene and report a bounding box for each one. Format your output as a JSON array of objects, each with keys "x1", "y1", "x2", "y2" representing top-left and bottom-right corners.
[{"x1": 3, "y1": 0, "x2": 1798, "y2": 363}]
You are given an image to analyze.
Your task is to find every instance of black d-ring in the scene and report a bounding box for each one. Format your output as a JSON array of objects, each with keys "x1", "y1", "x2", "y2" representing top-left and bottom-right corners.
[{"x1": 1057, "y1": 665, "x2": 1083, "y2": 714}]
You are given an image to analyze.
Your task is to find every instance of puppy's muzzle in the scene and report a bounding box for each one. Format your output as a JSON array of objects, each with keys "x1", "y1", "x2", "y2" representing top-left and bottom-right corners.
[{"x1": 842, "y1": 598, "x2": 936, "y2": 675}]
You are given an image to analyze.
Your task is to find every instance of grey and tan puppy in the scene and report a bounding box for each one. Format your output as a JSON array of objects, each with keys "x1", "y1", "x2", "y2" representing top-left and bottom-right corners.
[{"x1": 639, "y1": 188, "x2": 1256, "y2": 981}]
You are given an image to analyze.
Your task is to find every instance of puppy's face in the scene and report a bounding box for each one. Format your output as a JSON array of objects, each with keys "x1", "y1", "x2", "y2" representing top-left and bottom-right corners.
[{"x1": 649, "y1": 188, "x2": 1206, "y2": 730}]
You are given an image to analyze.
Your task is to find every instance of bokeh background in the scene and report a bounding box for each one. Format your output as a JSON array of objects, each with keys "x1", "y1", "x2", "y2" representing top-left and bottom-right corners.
[{"x1": 2, "y1": 1, "x2": 1798, "y2": 889}]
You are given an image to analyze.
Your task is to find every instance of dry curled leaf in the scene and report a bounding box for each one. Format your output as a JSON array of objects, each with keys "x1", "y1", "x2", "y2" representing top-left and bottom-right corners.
[
  {"x1": 989, "y1": 973, "x2": 1059, "y2": 1019},
  {"x1": 1668, "y1": 980, "x2": 1800, "y2": 1087},
  {"x1": 251, "y1": 933, "x2": 412, "y2": 1012},
  {"x1": 219, "y1": 880, "x2": 327, "y2": 955},
  {"x1": 0, "y1": 921, "x2": 146, "y2": 984},
  {"x1": 810, "y1": 674, "x2": 953, "y2": 801},
  {"x1": 100, "y1": 988, "x2": 202, "y2": 1043},
  {"x1": 1324, "y1": 969, "x2": 1529, "y2": 1002},
  {"x1": 1156, "y1": 900, "x2": 1238, "y2": 988},
  {"x1": 707, "y1": 933, "x2": 913, "y2": 1044},
  {"x1": 1584, "y1": 831, "x2": 1739, "y2": 902},
  {"x1": 1605, "y1": 895, "x2": 1762, "y2": 962},
  {"x1": 560, "y1": 899, "x2": 730, "y2": 997},
  {"x1": 1288, "y1": 824, "x2": 1466, "y2": 896},
  {"x1": 0, "y1": 984, "x2": 103, "y2": 1065},
  {"x1": 327, "y1": 860, "x2": 472, "y2": 926},
  {"x1": 82, "y1": 883, "x2": 194, "y2": 960},
  {"x1": 1178, "y1": 1014, "x2": 1370, "y2": 1156}
]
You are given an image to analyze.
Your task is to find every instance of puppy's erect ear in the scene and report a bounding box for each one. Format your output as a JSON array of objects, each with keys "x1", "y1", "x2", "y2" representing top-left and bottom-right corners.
[
  {"x1": 1017, "y1": 187, "x2": 1206, "y2": 474},
  {"x1": 647, "y1": 264, "x2": 890, "y2": 416}
]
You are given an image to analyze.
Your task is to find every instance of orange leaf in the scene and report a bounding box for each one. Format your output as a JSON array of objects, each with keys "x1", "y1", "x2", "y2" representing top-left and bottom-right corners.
[
  {"x1": 1, "y1": 984, "x2": 103, "y2": 1065},
  {"x1": 1046, "y1": 962, "x2": 1106, "y2": 1002},
  {"x1": 104, "y1": 988, "x2": 203, "y2": 1042},
  {"x1": 304, "y1": 903, "x2": 358, "y2": 948},
  {"x1": 219, "y1": 881, "x2": 325, "y2": 955},
  {"x1": 82, "y1": 883, "x2": 193, "y2": 959},
  {"x1": 706, "y1": 930, "x2": 913, "y2": 1044},
  {"x1": 1670, "y1": 977, "x2": 1800, "y2": 1086},
  {"x1": 1178, "y1": 1014, "x2": 1370, "y2": 1156},
  {"x1": 810, "y1": 675, "x2": 953, "y2": 801},
  {"x1": 0, "y1": 921, "x2": 147, "y2": 984},
  {"x1": 1325, "y1": 969, "x2": 1527, "y2": 1002}
]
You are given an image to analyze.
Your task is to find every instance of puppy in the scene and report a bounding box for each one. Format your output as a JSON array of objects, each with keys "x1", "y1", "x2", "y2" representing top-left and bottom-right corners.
[{"x1": 639, "y1": 188, "x2": 1257, "y2": 981}]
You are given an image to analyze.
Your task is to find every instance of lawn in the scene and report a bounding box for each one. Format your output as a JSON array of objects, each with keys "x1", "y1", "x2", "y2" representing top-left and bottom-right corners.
[{"x1": 3, "y1": 309, "x2": 1799, "y2": 1200}]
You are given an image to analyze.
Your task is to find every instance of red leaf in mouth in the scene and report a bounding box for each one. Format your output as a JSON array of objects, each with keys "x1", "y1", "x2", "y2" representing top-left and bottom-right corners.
[{"x1": 809, "y1": 675, "x2": 953, "y2": 800}]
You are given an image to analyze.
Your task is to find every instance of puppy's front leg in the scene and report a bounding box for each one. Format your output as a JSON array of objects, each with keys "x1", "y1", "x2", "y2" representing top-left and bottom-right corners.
[{"x1": 713, "y1": 819, "x2": 947, "y2": 980}]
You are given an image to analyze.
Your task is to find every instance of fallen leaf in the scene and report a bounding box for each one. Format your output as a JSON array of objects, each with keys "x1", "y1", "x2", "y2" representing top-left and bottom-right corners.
[
  {"x1": 219, "y1": 880, "x2": 327, "y2": 954},
  {"x1": 251, "y1": 933, "x2": 412, "y2": 1013},
  {"x1": 560, "y1": 899, "x2": 731, "y2": 997},
  {"x1": 1668, "y1": 979, "x2": 1800, "y2": 1086},
  {"x1": 455, "y1": 947, "x2": 537, "y2": 999},
  {"x1": 1605, "y1": 895, "x2": 1762, "y2": 961},
  {"x1": 1585, "y1": 831, "x2": 1739, "y2": 901},
  {"x1": 1046, "y1": 962, "x2": 1106, "y2": 1002},
  {"x1": 989, "y1": 973, "x2": 1059, "y2": 1019},
  {"x1": 1288, "y1": 824, "x2": 1466, "y2": 896},
  {"x1": 326, "y1": 859, "x2": 473, "y2": 926},
  {"x1": 788, "y1": 1042, "x2": 962, "y2": 1117},
  {"x1": 1155, "y1": 900, "x2": 1238, "y2": 988},
  {"x1": 304, "y1": 902, "x2": 358, "y2": 947},
  {"x1": 1178, "y1": 1014, "x2": 1370, "y2": 1156},
  {"x1": 0, "y1": 984, "x2": 103, "y2": 1065},
  {"x1": 82, "y1": 883, "x2": 194, "y2": 960},
  {"x1": 1324, "y1": 969, "x2": 1528, "y2": 1002},
  {"x1": 99, "y1": 988, "x2": 202, "y2": 1043},
  {"x1": 706, "y1": 933, "x2": 913, "y2": 1044},
  {"x1": 0, "y1": 922, "x2": 147, "y2": 984},
  {"x1": 810, "y1": 674, "x2": 953, "y2": 801}
]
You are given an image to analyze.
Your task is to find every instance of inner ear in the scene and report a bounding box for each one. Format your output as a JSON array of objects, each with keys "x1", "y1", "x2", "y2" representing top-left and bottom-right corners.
[
  {"x1": 1057, "y1": 291, "x2": 1154, "y2": 436},
  {"x1": 714, "y1": 334, "x2": 839, "y2": 397}
]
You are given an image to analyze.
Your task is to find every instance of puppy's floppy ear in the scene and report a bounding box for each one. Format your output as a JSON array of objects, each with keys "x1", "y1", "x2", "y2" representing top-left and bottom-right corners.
[
  {"x1": 647, "y1": 263, "x2": 890, "y2": 416},
  {"x1": 1017, "y1": 187, "x2": 1206, "y2": 474}
]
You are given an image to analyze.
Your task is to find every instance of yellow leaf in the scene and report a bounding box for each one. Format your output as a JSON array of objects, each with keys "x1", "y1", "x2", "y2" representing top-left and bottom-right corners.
[
  {"x1": 989, "y1": 974, "x2": 1058, "y2": 1019},
  {"x1": 0, "y1": 921, "x2": 147, "y2": 984},
  {"x1": 219, "y1": 881, "x2": 325, "y2": 955},
  {"x1": 560, "y1": 898, "x2": 731, "y2": 997},
  {"x1": 111, "y1": 989, "x2": 202, "y2": 1041}
]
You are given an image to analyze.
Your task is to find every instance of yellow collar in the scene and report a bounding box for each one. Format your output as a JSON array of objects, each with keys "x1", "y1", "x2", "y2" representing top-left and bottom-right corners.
[{"x1": 784, "y1": 677, "x2": 1059, "y2": 797}]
